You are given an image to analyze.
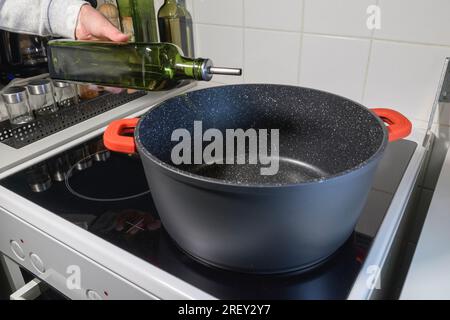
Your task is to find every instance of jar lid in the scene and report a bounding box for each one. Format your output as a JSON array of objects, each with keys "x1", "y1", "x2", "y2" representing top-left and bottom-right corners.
[
  {"x1": 27, "y1": 79, "x2": 53, "y2": 95},
  {"x1": 1, "y1": 86, "x2": 27, "y2": 104},
  {"x1": 53, "y1": 81, "x2": 70, "y2": 88}
]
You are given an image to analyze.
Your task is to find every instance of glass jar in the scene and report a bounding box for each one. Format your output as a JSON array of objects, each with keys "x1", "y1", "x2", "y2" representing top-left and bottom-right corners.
[
  {"x1": 77, "y1": 84, "x2": 99, "y2": 100},
  {"x1": 27, "y1": 79, "x2": 58, "y2": 115},
  {"x1": 53, "y1": 81, "x2": 79, "y2": 107},
  {"x1": 1, "y1": 86, "x2": 34, "y2": 125}
]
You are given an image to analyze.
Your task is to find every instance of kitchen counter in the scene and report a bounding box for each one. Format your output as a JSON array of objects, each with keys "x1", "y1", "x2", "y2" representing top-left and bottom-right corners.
[
  {"x1": 0, "y1": 82, "x2": 195, "y2": 179},
  {"x1": 400, "y1": 146, "x2": 450, "y2": 299}
]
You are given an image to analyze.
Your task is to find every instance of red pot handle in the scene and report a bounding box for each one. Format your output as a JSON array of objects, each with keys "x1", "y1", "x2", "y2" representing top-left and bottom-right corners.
[
  {"x1": 103, "y1": 118, "x2": 139, "y2": 154},
  {"x1": 371, "y1": 108, "x2": 412, "y2": 142}
]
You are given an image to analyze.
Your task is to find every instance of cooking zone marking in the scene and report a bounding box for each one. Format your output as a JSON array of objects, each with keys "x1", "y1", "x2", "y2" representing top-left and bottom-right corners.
[{"x1": 171, "y1": 121, "x2": 280, "y2": 176}]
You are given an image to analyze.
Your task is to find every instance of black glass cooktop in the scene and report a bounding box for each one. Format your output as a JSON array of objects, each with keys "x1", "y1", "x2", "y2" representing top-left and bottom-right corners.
[{"x1": 0, "y1": 136, "x2": 417, "y2": 299}]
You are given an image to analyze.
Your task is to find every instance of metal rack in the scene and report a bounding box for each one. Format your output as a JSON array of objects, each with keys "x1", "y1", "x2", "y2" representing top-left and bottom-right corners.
[{"x1": 0, "y1": 91, "x2": 145, "y2": 149}]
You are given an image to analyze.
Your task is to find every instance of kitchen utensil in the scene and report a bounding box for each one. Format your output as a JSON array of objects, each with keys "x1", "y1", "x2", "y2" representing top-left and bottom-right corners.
[
  {"x1": 103, "y1": 84, "x2": 412, "y2": 274},
  {"x1": 1, "y1": 86, "x2": 34, "y2": 125}
]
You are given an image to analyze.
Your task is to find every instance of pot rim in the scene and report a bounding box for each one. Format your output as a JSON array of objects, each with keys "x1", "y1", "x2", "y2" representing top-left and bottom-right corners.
[{"x1": 135, "y1": 83, "x2": 389, "y2": 189}]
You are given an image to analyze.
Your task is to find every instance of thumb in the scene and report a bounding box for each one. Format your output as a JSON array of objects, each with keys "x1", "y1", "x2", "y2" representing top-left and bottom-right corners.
[{"x1": 100, "y1": 23, "x2": 129, "y2": 42}]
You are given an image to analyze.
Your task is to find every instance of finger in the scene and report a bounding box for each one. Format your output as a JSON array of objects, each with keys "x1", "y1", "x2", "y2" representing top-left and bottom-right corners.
[
  {"x1": 97, "y1": 19, "x2": 128, "y2": 42},
  {"x1": 107, "y1": 29, "x2": 129, "y2": 42}
]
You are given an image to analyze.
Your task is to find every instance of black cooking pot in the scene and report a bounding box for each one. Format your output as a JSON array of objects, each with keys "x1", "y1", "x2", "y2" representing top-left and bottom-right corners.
[{"x1": 104, "y1": 84, "x2": 411, "y2": 274}]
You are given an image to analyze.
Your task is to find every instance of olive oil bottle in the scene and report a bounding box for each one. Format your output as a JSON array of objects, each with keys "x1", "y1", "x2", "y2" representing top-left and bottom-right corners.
[
  {"x1": 116, "y1": 0, "x2": 135, "y2": 41},
  {"x1": 158, "y1": 0, "x2": 194, "y2": 57},
  {"x1": 131, "y1": 0, "x2": 159, "y2": 42},
  {"x1": 117, "y1": 0, "x2": 159, "y2": 42},
  {"x1": 47, "y1": 40, "x2": 241, "y2": 91}
]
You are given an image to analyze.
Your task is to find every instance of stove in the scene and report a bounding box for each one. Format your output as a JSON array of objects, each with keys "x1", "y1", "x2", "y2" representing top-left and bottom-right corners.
[
  {"x1": 0, "y1": 130, "x2": 426, "y2": 299},
  {"x1": 0, "y1": 80, "x2": 432, "y2": 300}
]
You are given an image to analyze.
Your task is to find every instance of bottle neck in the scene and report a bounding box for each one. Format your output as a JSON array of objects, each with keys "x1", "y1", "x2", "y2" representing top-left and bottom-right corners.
[{"x1": 173, "y1": 57, "x2": 209, "y2": 81}]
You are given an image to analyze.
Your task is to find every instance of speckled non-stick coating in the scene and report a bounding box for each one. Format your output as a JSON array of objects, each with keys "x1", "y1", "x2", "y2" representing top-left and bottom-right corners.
[{"x1": 137, "y1": 84, "x2": 387, "y2": 186}]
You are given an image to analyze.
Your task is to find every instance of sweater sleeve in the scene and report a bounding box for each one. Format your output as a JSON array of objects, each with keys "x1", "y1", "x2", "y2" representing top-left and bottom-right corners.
[{"x1": 0, "y1": 0, "x2": 89, "y2": 39}]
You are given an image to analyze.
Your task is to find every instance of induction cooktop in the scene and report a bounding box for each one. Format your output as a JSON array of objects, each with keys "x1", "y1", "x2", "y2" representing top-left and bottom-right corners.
[{"x1": 0, "y1": 135, "x2": 417, "y2": 299}]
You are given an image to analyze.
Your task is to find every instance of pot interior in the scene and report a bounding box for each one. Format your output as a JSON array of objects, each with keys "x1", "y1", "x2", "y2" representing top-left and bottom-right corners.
[{"x1": 137, "y1": 84, "x2": 385, "y2": 185}]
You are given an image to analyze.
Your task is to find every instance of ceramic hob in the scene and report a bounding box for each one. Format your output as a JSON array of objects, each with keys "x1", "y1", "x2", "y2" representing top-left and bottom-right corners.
[{"x1": 0, "y1": 134, "x2": 418, "y2": 299}]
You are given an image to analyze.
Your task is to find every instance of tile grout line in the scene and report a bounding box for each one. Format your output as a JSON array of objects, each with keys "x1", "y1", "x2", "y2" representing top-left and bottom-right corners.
[
  {"x1": 242, "y1": 0, "x2": 246, "y2": 83},
  {"x1": 191, "y1": 0, "x2": 199, "y2": 56},
  {"x1": 193, "y1": 22, "x2": 450, "y2": 50},
  {"x1": 360, "y1": 0, "x2": 379, "y2": 103},
  {"x1": 410, "y1": 116, "x2": 450, "y2": 128},
  {"x1": 296, "y1": 0, "x2": 306, "y2": 86}
]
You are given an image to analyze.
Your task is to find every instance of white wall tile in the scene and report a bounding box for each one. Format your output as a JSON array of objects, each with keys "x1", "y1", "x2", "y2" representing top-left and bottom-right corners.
[
  {"x1": 193, "y1": 0, "x2": 243, "y2": 26},
  {"x1": 195, "y1": 24, "x2": 243, "y2": 84},
  {"x1": 363, "y1": 41, "x2": 450, "y2": 123},
  {"x1": 299, "y1": 34, "x2": 370, "y2": 102},
  {"x1": 154, "y1": 0, "x2": 164, "y2": 11},
  {"x1": 244, "y1": 29, "x2": 301, "y2": 85},
  {"x1": 304, "y1": 0, "x2": 376, "y2": 38},
  {"x1": 244, "y1": 0, "x2": 303, "y2": 32},
  {"x1": 184, "y1": 0, "x2": 194, "y2": 14},
  {"x1": 376, "y1": 0, "x2": 450, "y2": 46}
]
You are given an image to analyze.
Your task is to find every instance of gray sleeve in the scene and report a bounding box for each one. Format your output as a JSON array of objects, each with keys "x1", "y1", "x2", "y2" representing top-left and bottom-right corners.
[{"x1": 0, "y1": 0, "x2": 89, "y2": 39}]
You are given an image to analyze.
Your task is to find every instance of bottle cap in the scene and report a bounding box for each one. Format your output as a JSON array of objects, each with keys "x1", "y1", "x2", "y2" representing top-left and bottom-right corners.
[
  {"x1": 1, "y1": 86, "x2": 27, "y2": 104},
  {"x1": 27, "y1": 79, "x2": 53, "y2": 95},
  {"x1": 53, "y1": 81, "x2": 70, "y2": 88}
]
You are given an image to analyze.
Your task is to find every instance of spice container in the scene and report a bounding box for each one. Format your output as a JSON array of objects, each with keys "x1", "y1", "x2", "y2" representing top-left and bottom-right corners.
[
  {"x1": 27, "y1": 79, "x2": 58, "y2": 115},
  {"x1": 78, "y1": 84, "x2": 100, "y2": 100},
  {"x1": 53, "y1": 81, "x2": 79, "y2": 107},
  {"x1": 1, "y1": 86, "x2": 35, "y2": 125}
]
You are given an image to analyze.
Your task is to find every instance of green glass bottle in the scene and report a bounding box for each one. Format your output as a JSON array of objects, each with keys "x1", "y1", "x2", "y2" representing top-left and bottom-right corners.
[
  {"x1": 131, "y1": 0, "x2": 159, "y2": 42},
  {"x1": 116, "y1": 0, "x2": 135, "y2": 42},
  {"x1": 117, "y1": 0, "x2": 159, "y2": 43},
  {"x1": 158, "y1": 0, "x2": 195, "y2": 57},
  {"x1": 47, "y1": 40, "x2": 241, "y2": 91}
]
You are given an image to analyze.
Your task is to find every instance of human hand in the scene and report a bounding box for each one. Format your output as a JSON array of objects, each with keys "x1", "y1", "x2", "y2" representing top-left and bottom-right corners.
[{"x1": 75, "y1": 4, "x2": 128, "y2": 42}]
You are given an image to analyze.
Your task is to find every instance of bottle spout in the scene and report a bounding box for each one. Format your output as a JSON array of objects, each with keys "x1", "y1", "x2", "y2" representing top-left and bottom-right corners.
[
  {"x1": 208, "y1": 67, "x2": 242, "y2": 76},
  {"x1": 200, "y1": 59, "x2": 242, "y2": 81}
]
